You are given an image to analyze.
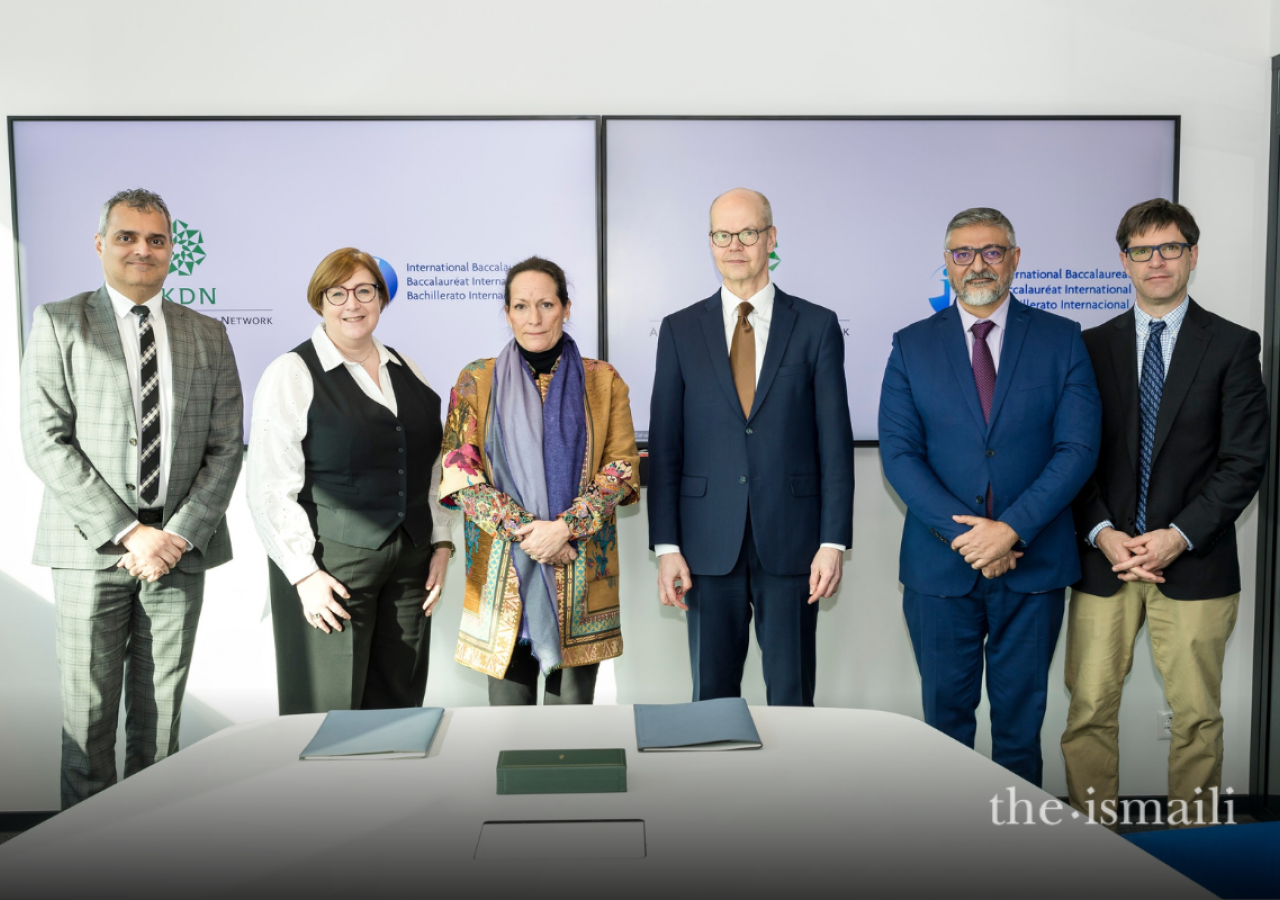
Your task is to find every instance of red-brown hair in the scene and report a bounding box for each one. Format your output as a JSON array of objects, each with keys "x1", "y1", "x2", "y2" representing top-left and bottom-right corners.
[{"x1": 306, "y1": 248, "x2": 389, "y2": 314}]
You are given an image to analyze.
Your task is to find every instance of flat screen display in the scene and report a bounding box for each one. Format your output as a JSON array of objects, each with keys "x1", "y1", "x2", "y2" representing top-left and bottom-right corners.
[
  {"x1": 604, "y1": 117, "x2": 1178, "y2": 441},
  {"x1": 11, "y1": 117, "x2": 601, "y2": 437}
]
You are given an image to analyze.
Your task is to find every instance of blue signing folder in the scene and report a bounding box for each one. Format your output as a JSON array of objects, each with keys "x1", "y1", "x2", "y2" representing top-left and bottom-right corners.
[
  {"x1": 300, "y1": 707, "x2": 445, "y2": 760},
  {"x1": 633, "y1": 697, "x2": 763, "y2": 751}
]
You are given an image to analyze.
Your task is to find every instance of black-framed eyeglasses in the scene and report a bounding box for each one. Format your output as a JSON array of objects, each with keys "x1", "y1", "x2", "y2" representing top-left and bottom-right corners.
[
  {"x1": 324, "y1": 283, "x2": 380, "y2": 306},
  {"x1": 710, "y1": 226, "x2": 772, "y2": 248},
  {"x1": 1123, "y1": 242, "x2": 1192, "y2": 262},
  {"x1": 947, "y1": 245, "x2": 1012, "y2": 266}
]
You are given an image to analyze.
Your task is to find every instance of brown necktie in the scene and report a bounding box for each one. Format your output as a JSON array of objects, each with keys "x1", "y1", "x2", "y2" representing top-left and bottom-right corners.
[{"x1": 729, "y1": 301, "x2": 755, "y2": 416}]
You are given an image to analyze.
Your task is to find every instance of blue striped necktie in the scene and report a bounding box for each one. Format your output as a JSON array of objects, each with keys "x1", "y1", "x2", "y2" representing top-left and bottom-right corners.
[
  {"x1": 1136, "y1": 320, "x2": 1166, "y2": 534},
  {"x1": 132, "y1": 305, "x2": 161, "y2": 505}
]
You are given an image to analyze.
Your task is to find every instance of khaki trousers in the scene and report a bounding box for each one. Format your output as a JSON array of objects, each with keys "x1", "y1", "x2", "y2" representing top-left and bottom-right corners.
[{"x1": 1061, "y1": 582, "x2": 1237, "y2": 822}]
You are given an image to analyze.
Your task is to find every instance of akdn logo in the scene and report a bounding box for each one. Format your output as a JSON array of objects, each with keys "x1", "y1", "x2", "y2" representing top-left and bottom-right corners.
[{"x1": 169, "y1": 220, "x2": 206, "y2": 276}]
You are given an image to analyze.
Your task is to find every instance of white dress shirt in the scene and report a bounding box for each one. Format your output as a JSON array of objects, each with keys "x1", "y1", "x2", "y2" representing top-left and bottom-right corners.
[
  {"x1": 656, "y1": 281, "x2": 844, "y2": 558},
  {"x1": 955, "y1": 295, "x2": 1011, "y2": 373},
  {"x1": 106, "y1": 285, "x2": 190, "y2": 547},
  {"x1": 247, "y1": 324, "x2": 456, "y2": 584},
  {"x1": 721, "y1": 282, "x2": 775, "y2": 384}
]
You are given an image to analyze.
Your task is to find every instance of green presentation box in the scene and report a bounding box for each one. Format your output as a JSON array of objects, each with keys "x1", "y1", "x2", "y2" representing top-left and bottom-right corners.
[{"x1": 496, "y1": 749, "x2": 628, "y2": 795}]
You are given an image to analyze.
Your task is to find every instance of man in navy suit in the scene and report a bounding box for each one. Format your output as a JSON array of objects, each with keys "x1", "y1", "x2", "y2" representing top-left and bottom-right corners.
[
  {"x1": 648, "y1": 187, "x2": 854, "y2": 706},
  {"x1": 879, "y1": 207, "x2": 1101, "y2": 786}
]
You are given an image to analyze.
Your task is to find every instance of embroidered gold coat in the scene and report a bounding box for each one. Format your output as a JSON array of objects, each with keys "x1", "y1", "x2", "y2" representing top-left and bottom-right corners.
[{"x1": 439, "y1": 356, "x2": 638, "y2": 678}]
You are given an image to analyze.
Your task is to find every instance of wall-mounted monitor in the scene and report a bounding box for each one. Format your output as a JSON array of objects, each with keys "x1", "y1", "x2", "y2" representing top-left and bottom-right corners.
[
  {"x1": 10, "y1": 117, "x2": 602, "y2": 437},
  {"x1": 603, "y1": 117, "x2": 1178, "y2": 442}
]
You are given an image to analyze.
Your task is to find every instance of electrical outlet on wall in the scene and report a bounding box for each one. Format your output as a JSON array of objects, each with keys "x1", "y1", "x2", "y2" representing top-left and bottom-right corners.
[{"x1": 1157, "y1": 711, "x2": 1173, "y2": 740}]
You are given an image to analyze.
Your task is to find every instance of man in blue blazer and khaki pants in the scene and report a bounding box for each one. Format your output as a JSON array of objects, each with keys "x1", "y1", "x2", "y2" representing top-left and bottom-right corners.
[
  {"x1": 648, "y1": 188, "x2": 854, "y2": 706},
  {"x1": 879, "y1": 207, "x2": 1101, "y2": 786}
]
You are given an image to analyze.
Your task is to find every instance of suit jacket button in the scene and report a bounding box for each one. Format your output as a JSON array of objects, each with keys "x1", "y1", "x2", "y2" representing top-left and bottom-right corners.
[
  {"x1": 975, "y1": 495, "x2": 983, "y2": 504},
  {"x1": 126, "y1": 483, "x2": 136, "y2": 491},
  {"x1": 745, "y1": 427, "x2": 753, "y2": 435},
  {"x1": 739, "y1": 476, "x2": 747, "y2": 484},
  {"x1": 129, "y1": 438, "x2": 137, "y2": 446},
  {"x1": 986, "y1": 449, "x2": 996, "y2": 457}
]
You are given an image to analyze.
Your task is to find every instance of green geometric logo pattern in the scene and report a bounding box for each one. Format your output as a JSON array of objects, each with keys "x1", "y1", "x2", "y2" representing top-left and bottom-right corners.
[
  {"x1": 169, "y1": 220, "x2": 206, "y2": 276},
  {"x1": 769, "y1": 244, "x2": 781, "y2": 271}
]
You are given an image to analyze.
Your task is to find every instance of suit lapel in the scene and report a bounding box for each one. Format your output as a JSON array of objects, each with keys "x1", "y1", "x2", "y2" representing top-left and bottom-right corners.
[
  {"x1": 748, "y1": 289, "x2": 797, "y2": 422},
  {"x1": 698, "y1": 292, "x2": 746, "y2": 422},
  {"x1": 985, "y1": 297, "x2": 1029, "y2": 433},
  {"x1": 88, "y1": 288, "x2": 134, "y2": 416},
  {"x1": 1109, "y1": 311, "x2": 1140, "y2": 475},
  {"x1": 940, "y1": 304, "x2": 987, "y2": 434},
  {"x1": 164, "y1": 301, "x2": 195, "y2": 444},
  {"x1": 1151, "y1": 298, "x2": 1210, "y2": 465}
]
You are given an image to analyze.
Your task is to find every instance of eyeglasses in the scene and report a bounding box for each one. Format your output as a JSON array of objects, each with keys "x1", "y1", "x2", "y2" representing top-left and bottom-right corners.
[
  {"x1": 324, "y1": 283, "x2": 380, "y2": 306},
  {"x1": 1123, "y1": 242, "x2": 1192, "y2": 262},
  {"x1": 710, "y1": 227, "x2": 772, "y2": 248},
  {"x1": 947, "y1": 245, "x2": 1013, "y2": 266}
]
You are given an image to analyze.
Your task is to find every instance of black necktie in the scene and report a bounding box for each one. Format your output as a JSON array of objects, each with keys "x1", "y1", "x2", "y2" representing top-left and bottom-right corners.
[{"x1": 132, "y1": 305, "x2": 161, "y2": 505}]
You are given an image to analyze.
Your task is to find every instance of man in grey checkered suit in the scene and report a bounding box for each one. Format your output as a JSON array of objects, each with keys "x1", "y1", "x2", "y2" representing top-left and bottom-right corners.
[{"x1": 20, "y1": 189, "x2": 243, "y2": 808}]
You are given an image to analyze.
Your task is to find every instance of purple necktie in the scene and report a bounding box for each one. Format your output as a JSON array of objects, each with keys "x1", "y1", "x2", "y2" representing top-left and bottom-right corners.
[{"x1": 971, "y1": 320, "x2": 996, "y2": 518}]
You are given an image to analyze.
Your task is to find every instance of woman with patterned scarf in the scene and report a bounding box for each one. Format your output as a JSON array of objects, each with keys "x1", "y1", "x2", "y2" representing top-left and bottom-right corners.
[{"x1": 438, "y1": 256, "x2": 639, "y2": 704}]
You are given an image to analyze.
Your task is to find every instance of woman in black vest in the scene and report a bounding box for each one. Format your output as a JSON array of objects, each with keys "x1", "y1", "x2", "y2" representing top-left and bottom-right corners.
[{"x1": 248, "y1": 248, "x2": 456, "y2": 714}]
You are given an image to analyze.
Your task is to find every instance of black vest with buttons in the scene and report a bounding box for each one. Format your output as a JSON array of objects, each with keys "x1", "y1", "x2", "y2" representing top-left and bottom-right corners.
[{"x1": 293, "y1": 340, "x2": 441, "y2": 551}]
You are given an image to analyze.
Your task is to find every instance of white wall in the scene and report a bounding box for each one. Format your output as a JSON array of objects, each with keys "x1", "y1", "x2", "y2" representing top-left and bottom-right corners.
[{"x1": 0, "y1": 0, "x2": 1273, "y2": 810}]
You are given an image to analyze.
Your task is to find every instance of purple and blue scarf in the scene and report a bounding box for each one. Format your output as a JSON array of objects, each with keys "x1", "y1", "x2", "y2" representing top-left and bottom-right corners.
[{"x1": 485, "y1": 335, "x2": 587, "y2": 674}]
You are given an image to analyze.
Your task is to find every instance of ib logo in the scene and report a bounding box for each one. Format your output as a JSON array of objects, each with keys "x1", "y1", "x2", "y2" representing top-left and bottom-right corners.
[
  {"x1": 374, "y1": 257, "x2": 398, "y2": 302},
  {"x1": 927, "y1": 265, "x2": 953, "y2": 312}
]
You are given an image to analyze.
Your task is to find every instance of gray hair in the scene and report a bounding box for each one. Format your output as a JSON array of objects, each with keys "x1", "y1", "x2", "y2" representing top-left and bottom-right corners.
[
  {"x1": 944, "y1": 207, "x2": 1016, "y2": 249},
  {"x1": 97, "y1": 188, "x2": 172, "y2": 237},
  {"x1": 710, "y1": 188, "x2": 774, "y2": 229}
]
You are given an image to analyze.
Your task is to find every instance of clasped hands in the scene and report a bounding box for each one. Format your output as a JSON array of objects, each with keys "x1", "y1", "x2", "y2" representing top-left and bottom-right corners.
[
  {"x1": 117, "y1": 524, "x2": 186, "y2": 583},
  {"x1": 513, "y1": 519, "x2": 577, "y2": 566},
  {"x1": 1096, "y1": 526, "x2": 1186, "y2": 584},
  {"x1": 951, "y1": 515, "x2": 1022, "y2": 580}
]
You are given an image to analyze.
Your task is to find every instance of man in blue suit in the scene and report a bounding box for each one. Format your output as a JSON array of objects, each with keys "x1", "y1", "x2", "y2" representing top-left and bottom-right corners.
[
  {"x1": 879, "y1": 207, "x2": 1101, "y2": 786},
  {"x1": 648, "y1": 187, "x2": 854, "y2": 706}
]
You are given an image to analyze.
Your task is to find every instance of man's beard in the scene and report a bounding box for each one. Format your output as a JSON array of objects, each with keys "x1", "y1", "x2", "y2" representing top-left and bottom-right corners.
[{"x1": 955, "y1": 269, "x2": 1010, "y2": 307}]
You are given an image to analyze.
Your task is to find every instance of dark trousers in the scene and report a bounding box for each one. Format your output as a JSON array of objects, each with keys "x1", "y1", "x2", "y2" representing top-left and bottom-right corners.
[
  {"x1": 904, "y1": 579, "x2": 1065, "y2": 787},
  {"x1": 488, "y1": 641, "x2": 599, "y2": 706},
  {"x1": 686, "y1": 520, "x2": 818, "y2": 707},
  {"x1": 270, "y1": 528, "x2": 433, "y2": 715}
]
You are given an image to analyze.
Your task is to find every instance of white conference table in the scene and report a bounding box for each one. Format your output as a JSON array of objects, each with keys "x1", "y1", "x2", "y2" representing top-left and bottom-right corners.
[{"x1": 0, "y1": 706, "x2": 1208, "y2": 899}]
